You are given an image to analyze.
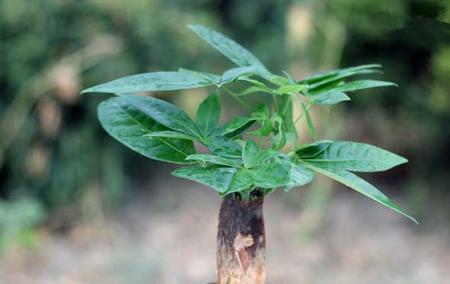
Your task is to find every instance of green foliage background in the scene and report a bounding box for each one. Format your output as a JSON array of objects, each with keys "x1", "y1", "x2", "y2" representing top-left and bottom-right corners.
[{"x1": 0, "y1": 0, "x2": 449, "y2": 247}]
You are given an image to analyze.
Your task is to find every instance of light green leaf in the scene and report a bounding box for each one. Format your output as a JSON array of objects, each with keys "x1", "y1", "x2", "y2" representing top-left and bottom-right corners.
[
  {"x1": 98, "y1": 97, "x2": 195, "y2": 164},
  {"x1": 119, "y1": 95, "x2": 201, "y2": 137},
  {"x1": 332, "y1": 80, "x2": 397, "y2": 93},
  {"x1": 187, "y1": 25, "x2": 270, "y2": 74},
  {"x1": 172, "y1": 166, "x2": 237, "y2": 193},
  {"x1": 242, "y1": 140, "x2": 259, "y2": 168},
  {"x1": 302, "y1": 141, "x2": 408, "y2": 172},
  {"x1": 178, "y1": 68, "x2": 221, "y2": 84},
  {"x1": 186, "y1": 154, "x2": 242, "y2": 167},
  {"x1": 220, "y1": 66, "x2": 260, "y2": 85},
  {"x1": 228, "y1": 170, "x2": 254, "y2": 194},
  {"x1": 196, "y1": 93, "x2": 221, "y2": 136},
  {"x1": 82, "y1": 71, "x2": 215, "y2": 94},
  {"x1": 300, "y1": 102, "x2": 317, "y2": 141},
  {"x1": 249, "y1": 162, "x2": 291, "y2": 188},
  {"x1": 303, "y1": 163, "x2": 417, "y2": 224},
  {"x1": 307, "y1": 91, "x2": 351, "y2": 105},
  {"x1": 284, "y1": 162, "x2": 315, "y2": 191},
  {"x1": 145, "y1": 130, "x2": 198, "y2": 140},
  {"x1": 274, "y1": 84, "x2": 308, "y2": 95},
  {"x1": 299, "y1": 64, "x2": 381, "y2": 85},
  {"x1": 206, "y1": 137, "x2": 242, "y2": 158}
]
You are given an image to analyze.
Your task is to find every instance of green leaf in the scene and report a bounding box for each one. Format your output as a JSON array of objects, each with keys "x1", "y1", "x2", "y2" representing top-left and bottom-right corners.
[
  {"x1": 308, "y1": 69, "x2": 381, "y2": 90},
  {"x1": 302, "y1": 141, "x2": 408, "y2": 172},
  {"x1": 145, "y1": 130, "x2": 198, "y2": 140},
  {"x1": 217, "y1": 116, "x2": 257, "y2": 137},
  {"x1": 98, "y1": 97, "x2": 195, "y2": 164},
  {"x1": 82, "y1": 71, "x2": 215, "y2": 94},
  {"x1": 277, "y1": 95, "x2": 297, "y2": 143},
  {"x1": 172, "y1": 166, "x2": 237, "y2": 193},
  {"x1": 331, "y1": 80, "x2": 397, "y2": 93},
  {"x1": 299, "y1": 64, "x2": 381, "y2": 85},
  {"x1": 307, "y1": 91, "x2": 351, "y2": 105},
  {"x1": 220, "y1": 66, "x2": 260, "y2": 85},
  {"x1": 303, "y1": 164, "x2": 417, "y2": 224},
  {"x1": 242, "y1": 140, "x2": 259, "y2": 168},
  {"x1": 274, "y1": 84, "x2": 307, "y2": 95},
  {"x1": 185, "y1": 154, "x2": 242, "y2": 167},
  {"x1": 196, "y1": 93, "x2": 221, "y2": 136},
  {"x1": 178, "y1": 68, "x2": 221, "y2": 84},
  {"x1": 187, "y1": 25, "x2": 270, "y2": 74},
  {"x1": 119, "y1": 95, "x2": 201, "y2": 138},
  {"x1": 206, "y1": 137, "x2": 242, "y2": 158},
  {"x1": 284, "y1": 162, "x2": 315, "y2": 191},
  {"x1": 228, "y1": 169, "x2": 254, "y2": 194},
  {"x1": 300, "y1": 102, "x2": 317, "y2": 141},
  {"x1": 249, "y1": 162, "x2": 291, "y2": 188},
  {"x1": 295, "y1": 140, "x2": 333, "y2": 158}
]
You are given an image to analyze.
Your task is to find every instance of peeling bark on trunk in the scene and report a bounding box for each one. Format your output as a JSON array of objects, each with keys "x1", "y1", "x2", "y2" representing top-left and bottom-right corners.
[{"x1": 216, "y1": 192, "x2": 266, "y2": 284}]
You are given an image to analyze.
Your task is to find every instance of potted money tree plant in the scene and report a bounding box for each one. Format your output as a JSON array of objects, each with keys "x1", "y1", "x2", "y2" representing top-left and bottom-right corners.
[{"x1": 82, "y1": 25, "x2": 416, "y2": 284}]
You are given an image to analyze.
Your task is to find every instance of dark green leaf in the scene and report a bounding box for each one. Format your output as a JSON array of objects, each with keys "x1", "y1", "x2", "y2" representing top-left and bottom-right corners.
[
  {"x1": 196, "y1": 92, "x2": 221, "y2": 136},
  {"x1": 217, "y1": 116, "x2": 257, "y2": 137},
  {"x1": 172, "y1": 166, "x2": 236, "y2": 193},
  {"x1": 295, "y1": 140, "x2": 333, "y2": 158},
  {"x1": 302, "y1": 141, "x2": 408, "y2": 172},
  {"x1": 303, "y1": 164, "x2": 417, "y2": 224},
  {"x1": 82, "y1": 71, "x2": 215, "y2": 94},
  {"x1": 98, "y1": 97, "x2": 195, "y2": 164}
]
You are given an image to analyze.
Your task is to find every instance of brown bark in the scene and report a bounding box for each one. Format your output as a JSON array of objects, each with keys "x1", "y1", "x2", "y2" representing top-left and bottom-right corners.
[{"x1": 216, "y1": 191, "x2": 266, "y2": 284}]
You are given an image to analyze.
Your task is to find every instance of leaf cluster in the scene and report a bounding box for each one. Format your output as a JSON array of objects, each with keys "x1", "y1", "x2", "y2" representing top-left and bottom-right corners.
[{"x1": 82, "y1": 25, "x2": 415, "y2": 223}]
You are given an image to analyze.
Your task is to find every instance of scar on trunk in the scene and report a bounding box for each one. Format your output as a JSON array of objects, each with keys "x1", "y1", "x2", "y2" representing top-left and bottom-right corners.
[{"x1": 233, "y1": 233, "x2": 255, "y2": 272}]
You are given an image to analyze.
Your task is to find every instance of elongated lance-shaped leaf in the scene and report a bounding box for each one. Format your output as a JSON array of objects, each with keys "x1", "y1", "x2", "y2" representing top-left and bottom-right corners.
[
  {"x1": 330, "y1": 80, "x2": 397, "y2": 93},
  {"x1": 118, "y1": 95, "x2": 202, "y2": 138},
  {"x1": 187, "y1": 24, "x2": 271, "y2": 75},
  {"x1": 308, "y1": 69, "x2": 381, "y2": 90},
  {"x1": 172, "y1": 166, "x2": 237, "y2": 193},
  {"x1": 81, "y1": 71, "x2": 215, "y2": 94},
  {"x1": 98, "y1": 97, "x2": 195, "y2": 164},
  {"x1": 196, "y1": 92, "x2": 221, "y2": 136},
  {"x1": 301, "y1": 141, "x2": 408, "y2": 172},
  {"x1": 299, "y1": 64, "x2": 382, "y2": 85},
  {"x1": 300, "y1": 102, "x2": 317, "y2": 141},
  {"x1": 303, "y1": 163, "x2": 417, "y2": 224}
]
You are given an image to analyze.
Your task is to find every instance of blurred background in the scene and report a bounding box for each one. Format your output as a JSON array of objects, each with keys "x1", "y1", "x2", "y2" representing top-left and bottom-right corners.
[{"x1": 0, "y1": 0, "x2": 449, "y2": 283}]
